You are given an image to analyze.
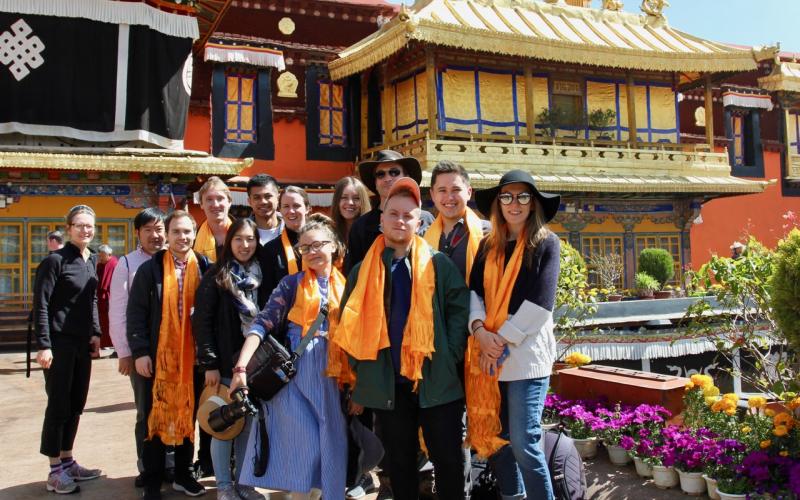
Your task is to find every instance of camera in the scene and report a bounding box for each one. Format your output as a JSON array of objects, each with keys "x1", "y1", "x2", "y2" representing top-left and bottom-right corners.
[{"x1": 208, "y1": 387, "x2": 259, "y2": 433}]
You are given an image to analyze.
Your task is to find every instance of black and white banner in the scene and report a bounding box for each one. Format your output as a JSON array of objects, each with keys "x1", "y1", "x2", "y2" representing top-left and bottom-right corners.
[{"x1": 0, "y1": 1, "x2": 196, "y2": 149}]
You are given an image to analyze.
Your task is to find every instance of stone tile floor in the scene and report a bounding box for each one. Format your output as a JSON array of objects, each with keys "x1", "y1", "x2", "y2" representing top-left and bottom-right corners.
[{"x1": 0, "y1": 351, "x2": 689, "y2": 499}]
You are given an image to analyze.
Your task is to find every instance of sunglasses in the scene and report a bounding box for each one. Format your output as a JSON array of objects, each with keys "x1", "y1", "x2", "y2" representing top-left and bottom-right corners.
[
  {"x1": 374, "y1": 168, "x2": 402, "y2": 180},
  {"x1": 295, "y1": 240, "x2": 332, "y2": 255},
  {"x1": 498, "y1": 192, "x2": 533, "y2": 206}
]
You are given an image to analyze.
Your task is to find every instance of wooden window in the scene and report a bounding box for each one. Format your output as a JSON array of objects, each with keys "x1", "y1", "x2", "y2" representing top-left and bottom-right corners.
[
  {"x1": 582, "y1": 235, "x2": 624, "y2": 289},
  {"x1": 319, "y1": 80, "x2": 347, "y2": 147},
  {"x1": 732, "y1": 114, "x2": 745, "y2": 167},
  {"x1": 635, "y1": 234, "x2": 681, "y2": 285},
  {"x1": 93, "y1": 222, "x2": 130, "y2": 256},
  {"x1": 224, "y1": 73, "x2": 257, "y2": 144},
  {"x1": 0, "y1": 223, "x2": 23, "y2": 295},
  {"x1": 28, "y1": 222, "x2": 60, "y2": 289}
]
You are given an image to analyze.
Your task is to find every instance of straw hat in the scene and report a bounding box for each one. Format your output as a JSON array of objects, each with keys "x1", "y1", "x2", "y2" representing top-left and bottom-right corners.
[{"x1": 196, "y1": 383, "x2": 245, "y2": 441}]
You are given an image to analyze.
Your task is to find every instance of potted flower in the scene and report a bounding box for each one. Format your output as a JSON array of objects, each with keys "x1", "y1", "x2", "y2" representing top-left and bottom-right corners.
[
  {"x1": 559, "y1": 403, "x2": 604, "y2": 459},
  {"x1": 626, "y1": 404, "x2": 672, "y2": 478},
  {"x1": 704, "y1": 439, "x2": 748, "y2": 500},
  {"x1": 650, "y1": 426, "x2": 681, "y2": 489},
  {"x1": 715, "y1": 472, "x2": 753, "y2": 500},
  {"x1": 637, "y1": 248, "x2": 675, "y2": 295},
  {"x1": 588, "y1": 253, "x2": 623, "y2": 301},
  {"x1": 670, "y1": 428, "x2": 716, "y2": 496},
  {"x1": 543, "y1": 393, "x2": 568, "y2": 431},
  {"x1": 597, "y1": 404, "x2": 633, "y2": 465},
  {"x1": 635, "y1": 272, "x2": 659, "y2": 299}
]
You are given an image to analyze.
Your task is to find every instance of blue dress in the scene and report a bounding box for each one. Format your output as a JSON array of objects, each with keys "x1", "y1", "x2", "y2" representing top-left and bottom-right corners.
[{"x1": 238, "y1": 272, "x2": 347, "y2": 496}]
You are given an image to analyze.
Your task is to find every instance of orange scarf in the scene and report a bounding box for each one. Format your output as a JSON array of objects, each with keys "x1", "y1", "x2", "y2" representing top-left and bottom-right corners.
[
  {"x1": 465, "y1": 236, "x2": 525, "y2": 457},
  {"x1": 424, "y1": 207, "x2": 484, "y2": 281},
  {"x1": 334, "y1": 235, "x2": 435, "y2": 389},
  {"x1": 280, "y1": 230, "x2": 299, "y2": 275},
  {"x1": 147, "y1": 251, "x2": 200, "y2": 445},
  {"x1": 194, "y1": 219, "x2": 231, "y2": 262}
]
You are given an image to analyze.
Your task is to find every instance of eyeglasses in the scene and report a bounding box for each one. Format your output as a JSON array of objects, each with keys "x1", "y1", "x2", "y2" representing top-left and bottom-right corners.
[
  {"x1": 374, "y1": 168, "x2": 402, "y2": 180},
  {"x1": 497, "y1": 192, "x2": 533, "y2": 206},
  {"x1": 296, "y1": 241, "x2": 332, "y2": 255},
  {"x1": 70, "y1": 224, "x2": 95, "y2": 231}
]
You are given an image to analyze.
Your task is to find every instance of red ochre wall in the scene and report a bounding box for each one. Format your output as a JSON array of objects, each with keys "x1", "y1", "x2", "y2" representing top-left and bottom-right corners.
[
  {"x1": 690, "y1": 150, "x2": 800, "y2": 268},
  {"x1": 185, "y1": 111, "x2": 355, "y2": 185}
]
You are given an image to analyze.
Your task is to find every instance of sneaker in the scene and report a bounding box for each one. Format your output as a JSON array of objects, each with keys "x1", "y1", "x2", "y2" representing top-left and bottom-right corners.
[
  {"x1": 346, "y1": 473, "x2": 376, "y2": 499},
  {"x1": 46, "y1": 469, "x2": 80, "y2": 494},
  {"x1": 64, "y1": 461, "x2": 101, "y2": 482},
  {"x1": 173, "y1": 475, "x2": 206, "y2": 497},
  {"x1": 236, "y1": 485, "x2": 265, "y2": 500},
  {"x1": 216, "y1": 486, "x2": 240, "y2": 500}
]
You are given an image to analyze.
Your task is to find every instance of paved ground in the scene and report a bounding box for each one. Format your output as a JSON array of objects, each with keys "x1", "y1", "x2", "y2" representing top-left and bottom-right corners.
[{"x1": 0, "y1": 351, "x2": 690, "y2": 499}]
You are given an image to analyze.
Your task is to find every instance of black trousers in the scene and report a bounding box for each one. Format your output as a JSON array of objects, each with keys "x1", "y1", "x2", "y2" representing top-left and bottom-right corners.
[
  {"x1": 142, "y1": 437, "x2": 194, "y2": 490},
  {"x1": 40, "y1": 340, "x2": 92, "y2": 457},
  {"x1": 193, "y1": 367, "x2": 211, "y2": 467},
  {"x1": 375, "y1": 384, "x2": 466, "y2": 500}
]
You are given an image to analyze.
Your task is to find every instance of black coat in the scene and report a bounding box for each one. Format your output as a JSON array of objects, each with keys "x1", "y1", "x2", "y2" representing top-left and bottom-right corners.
[
  {"x1": 126, "y1": 249, "x2": 210, "y2": 360},
  {"x1": 193, "y1": 265, "x2": 250, "y2": 378},
  {"x1": 256, "y1": 229, "x2": 301, "y2": 308}
]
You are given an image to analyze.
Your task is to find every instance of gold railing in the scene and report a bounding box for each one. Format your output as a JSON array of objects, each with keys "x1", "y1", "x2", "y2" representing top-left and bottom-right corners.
[{"x1": 362, "y1": 132, "x2": 730, "y2": 181}]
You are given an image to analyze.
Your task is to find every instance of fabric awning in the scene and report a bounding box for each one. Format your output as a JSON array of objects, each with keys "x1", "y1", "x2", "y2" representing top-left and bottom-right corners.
[{"x1": 758, "y1": 62, "x2": 800, "y2": 93}]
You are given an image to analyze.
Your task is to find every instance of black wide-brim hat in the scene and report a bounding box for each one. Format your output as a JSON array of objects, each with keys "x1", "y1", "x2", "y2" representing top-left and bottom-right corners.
[
  {"x1": 358, "y1": 149, "x2": 422, "y2": 194},
  {"x1": 475, "y1": 169, "x2": 561, "y2": 222}
]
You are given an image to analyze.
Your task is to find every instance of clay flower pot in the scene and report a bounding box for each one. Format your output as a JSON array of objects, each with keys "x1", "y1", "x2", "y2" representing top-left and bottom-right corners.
[
  {"x1": 606, "y1": 293, "x2": 623, "y2": 302},
  {"x1": 654, "y1": 290, "x2": 673, "y2": 299},
  {"x1": 677, "y1": 469, "x2": 706, "y2": 496},
  {"x1": 651, "y1": 464, "x2": 679, "y2": 489}
]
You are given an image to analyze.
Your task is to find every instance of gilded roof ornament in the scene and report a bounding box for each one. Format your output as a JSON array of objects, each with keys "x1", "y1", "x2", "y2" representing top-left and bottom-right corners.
[
  {"x1": 602, "y1": 0, "x2": 624, "y2": 11},
  {"x1": 640, "y1": 0, "x2": 668, "y2": 18}
]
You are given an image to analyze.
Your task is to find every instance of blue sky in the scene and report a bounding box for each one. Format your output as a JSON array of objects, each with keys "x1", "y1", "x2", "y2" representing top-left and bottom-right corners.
[{"x1": 389, "y1": 0, "x2": 800, "y2": 53}]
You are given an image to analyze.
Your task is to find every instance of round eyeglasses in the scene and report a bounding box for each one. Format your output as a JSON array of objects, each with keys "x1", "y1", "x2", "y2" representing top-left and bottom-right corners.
[
  {"x1": 497, "y1": 192, "x2": 532, "y2": 206},
  {"x1": 296, "y1": 240, "x2": 332, "y2": 255}
]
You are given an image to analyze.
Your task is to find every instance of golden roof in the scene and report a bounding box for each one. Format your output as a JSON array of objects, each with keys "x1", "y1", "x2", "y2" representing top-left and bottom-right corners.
[
  {"x1": 758, "y1": 62, "x2": 800, "y2": 93},
  {"x1": 0, "y1": 149, "x2": 251, "y2": 176},
  {"x1": 330, "y1": 0, "x2": 758, "y2": 81}
]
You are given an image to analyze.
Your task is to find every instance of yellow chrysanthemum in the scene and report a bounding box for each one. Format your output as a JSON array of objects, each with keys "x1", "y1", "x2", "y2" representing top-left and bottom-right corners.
[
  {"x1": 704, "y1": 386, "x2": 721, "y2": 398},
  {"x1": 788, "y1": 397, "x2": 800, "y2": 411},
  {"x1": 765, "y1": 409, "x2": 776, "y2": 417},
  {"x1": 725, "y1": 407, "x2": 737, "y2": 416},
  {"x1": 741, "y1": 426, "x2": 751, "y2": 434},
  {"x1": 748, "y1": 396, "x2": 767, "y2": 409},
  {"x1": 685, "y1": 382, "x2": 695, "y2": 391},
  {"x1": 690, "y1": 374, "x2": 714, "y2": 389},
  {"x1": 774, "y1": 425, "x2": 789, "y2": 437},
  {"x1": 705, "y1": 396, "x2": 720, "y2": 407},
  {"x1": 774, "y1": 413, "x2": 794, "y2": 427},
  {"x1": 760, "y1": 440, "x2": 772, "y2": 449},
  {"x1": 564, "y1": 352, "x2": 591, "y2": 367},
  {"x1": 723, "y1": 393, "x2": 739, "y2": 403}
]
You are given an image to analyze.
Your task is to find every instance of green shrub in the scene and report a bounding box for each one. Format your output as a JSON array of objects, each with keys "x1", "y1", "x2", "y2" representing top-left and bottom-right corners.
[
  {"x1": 637, "y1": 248, "x2": 674, "y2": 288},
  {"x1": 557, "y1": 241, "x2": 589, "y2": 309},
  {"x1": 635, "y1": 272, "x2": 659, "y2": 293},
  {"x1": 770, "y1": 228, "x2": 800, "y2": 351}
]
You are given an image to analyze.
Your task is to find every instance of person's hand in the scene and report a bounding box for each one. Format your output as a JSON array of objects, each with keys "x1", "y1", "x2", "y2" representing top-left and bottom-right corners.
[
  {"x1": 89, "y1": 337, "x2": 101, "y2": 358},
  {"x1": 478, "y1": 352, "x2": 498, "y2": 377},
  {"x1": 36, "y1": 349, "x2": 53, "y2": 369},
  {"x1": 118, "y1": 356, "x2": 133, "y2": 376},
  {"x1": 348, "y1": 399, "x2": 364, "y2": 416},
  {"x1": 205, "y1": 369, "x2": 221, "y2": 388},
  {"x1": 230, "y1": 371, "x2": 247, "y2": 396},
  {"x1": 475, "y1": 328, "x2": 505, "y2": 359},
  {"x1": 135, "y1": 356, "x2": 153, "y2": 378}
]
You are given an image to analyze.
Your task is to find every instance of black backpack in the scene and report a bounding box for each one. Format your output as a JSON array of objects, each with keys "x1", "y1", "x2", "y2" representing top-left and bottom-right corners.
[
  {"x1": 469, "y1": 430, "x2": 586, "y2": 500},
  {"x1": 544, "y1": 429, "x2": 587, "y2": 500}
]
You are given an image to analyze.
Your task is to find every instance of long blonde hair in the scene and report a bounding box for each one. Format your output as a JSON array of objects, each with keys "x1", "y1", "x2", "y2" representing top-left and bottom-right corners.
[
  {"x1": 485, "y1": 196, "x2": 552, "y2": 268},
  {"x1": 331, "y1": 176, "x2": 371, "y2": 244}
]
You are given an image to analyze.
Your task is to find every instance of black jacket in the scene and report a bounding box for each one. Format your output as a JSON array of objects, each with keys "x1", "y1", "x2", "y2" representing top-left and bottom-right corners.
[
  {"x1": 193, "y1": 264, "x2": 249, "y2": 378},
  {"x1": 126, "y1": 249, "x2": 210, "y2": 360},
  {"x1": 32, "y1": 242, "x2": 101, "y2": 349},
  {"x1": 256, "y1": 229, "x2": 301, "y2": 308}
]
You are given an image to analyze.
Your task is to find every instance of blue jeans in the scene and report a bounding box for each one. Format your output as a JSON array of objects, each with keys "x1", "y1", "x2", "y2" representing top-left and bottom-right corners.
[
  {"x1": 489, "y1": 377, "x2": 553, "y2": 500},
  {"x1": 210, "y1": 378, "x2": 253, "y2": 490}
]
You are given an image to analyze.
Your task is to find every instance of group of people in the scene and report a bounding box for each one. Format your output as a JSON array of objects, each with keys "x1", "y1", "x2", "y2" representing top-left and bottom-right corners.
[{"x1": 32, "y1": 150, "x2": 562, "y2": 500}]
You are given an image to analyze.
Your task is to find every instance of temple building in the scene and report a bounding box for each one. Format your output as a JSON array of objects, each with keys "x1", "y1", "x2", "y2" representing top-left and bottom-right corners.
[
  {"x1": 0, "y1": 0, "x2": 248, "y2": 297},
  {"x1": 328, "y1": 0, "x2": 771, "y2": 287}
]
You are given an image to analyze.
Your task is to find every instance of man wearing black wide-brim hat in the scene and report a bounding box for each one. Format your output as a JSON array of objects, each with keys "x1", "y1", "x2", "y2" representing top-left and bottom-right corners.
[{"x1": 344, "y1": 150, "x2": 434, "y2": 275}]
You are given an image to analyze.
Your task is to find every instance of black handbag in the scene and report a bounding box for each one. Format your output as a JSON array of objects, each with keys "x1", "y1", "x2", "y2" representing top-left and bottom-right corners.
[{"x1": 245, "y1": 304, "x2": 328, "y2": 401}]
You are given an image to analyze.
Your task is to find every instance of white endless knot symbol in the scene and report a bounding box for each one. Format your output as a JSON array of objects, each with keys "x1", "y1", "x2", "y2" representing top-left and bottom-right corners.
[{"x1": 0, "y1": 19, "x2": 45, "y2": 81}]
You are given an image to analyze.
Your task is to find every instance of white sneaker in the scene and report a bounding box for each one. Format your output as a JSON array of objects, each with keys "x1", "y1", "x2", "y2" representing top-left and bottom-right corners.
[{"x1": 47, "y1": 469, "x2": 80, "y2": 494}]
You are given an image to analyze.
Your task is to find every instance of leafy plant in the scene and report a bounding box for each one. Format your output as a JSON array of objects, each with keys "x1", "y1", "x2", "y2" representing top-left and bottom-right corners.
[
  {"x1": 635, "y1": 272, "x2": 659, "y2": 294},
  {"x1": 556, "y1": 242, "x2": 597, "y2": 359},
  {"x1": 637, "y1": 248, "x2": 675, "y2": 288},
  {"x1": 684, "y1": 235, "x2": 799, "y2": 397},
  {"x1": 769, "y1": 228, "x2": 800, "y2": 353},
  {"x1": 588, "y1": 252, "x2": 623, "y2": 293},
  {"x1": 537, "y1": 107, "x2": 563, "y2": 139},
  {"x1": 587, "y1": 108, "x2": 615, "y2": 138}
]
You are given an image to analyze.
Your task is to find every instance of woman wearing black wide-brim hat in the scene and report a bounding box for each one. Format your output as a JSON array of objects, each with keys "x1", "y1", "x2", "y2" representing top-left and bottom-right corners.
[{"x1": 466, "y1": 170, "x2": 561, "y2": 500}]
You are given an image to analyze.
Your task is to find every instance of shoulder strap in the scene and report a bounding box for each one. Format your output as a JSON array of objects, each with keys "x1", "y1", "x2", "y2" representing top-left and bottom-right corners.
[{"x1": 292, "y1": 304, "x2": 328, "y2": 358}]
